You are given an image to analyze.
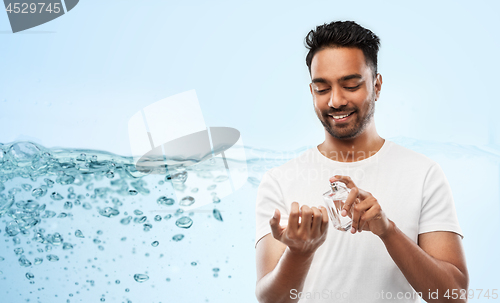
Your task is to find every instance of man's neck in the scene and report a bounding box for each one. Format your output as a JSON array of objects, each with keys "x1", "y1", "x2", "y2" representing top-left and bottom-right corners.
[{"x1": 317, "y1": 128, "x2": 385, "y2": 163}]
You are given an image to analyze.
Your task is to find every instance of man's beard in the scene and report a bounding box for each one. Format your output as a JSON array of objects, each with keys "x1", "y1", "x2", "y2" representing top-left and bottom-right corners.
[{"x1": 317, "y1": 93, "x2": 376, "y2": 140}]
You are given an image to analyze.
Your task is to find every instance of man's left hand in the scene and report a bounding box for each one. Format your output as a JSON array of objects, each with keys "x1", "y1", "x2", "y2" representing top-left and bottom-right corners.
[{"x1": 329, "y1": 175, "x2": 392, "y2": 237}]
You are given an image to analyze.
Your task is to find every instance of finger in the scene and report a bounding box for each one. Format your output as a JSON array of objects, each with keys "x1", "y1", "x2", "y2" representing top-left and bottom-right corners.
[
  {"x1": 330, "y1": 175, "x2": 356, "y2": 189},
  {"x1": 288, "y1": 202, "x2": 300, "y2": 233},
  {"x1": 359, "y1": 201, "x2": 382, "y2": 231},
  {"x1": 355, "y1": 187, "x2": 372, "y2": 200},
  {"x1": 319, "y1": 206, "x2": 329, "y2": 234},
  {"x1": 269, "y1": 209, "x2": 284, "y2": 239},
  {"x1": 310, "y1": 207, "x2": 323, "y2": 236},
  {"x1": 350, "y1": 199, "x2": 363, "y2": 233},
  {"x1": 342, "y1": 187, "x2": 359, "y2": 217},
  {"x1": 299, "y1": 205, "x2": 313, "y2": 233}
]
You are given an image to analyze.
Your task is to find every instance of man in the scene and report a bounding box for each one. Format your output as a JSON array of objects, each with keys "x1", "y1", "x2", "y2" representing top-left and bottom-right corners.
[{"x1": 254, "y1": 21, "x2": 468, "y2": 303}]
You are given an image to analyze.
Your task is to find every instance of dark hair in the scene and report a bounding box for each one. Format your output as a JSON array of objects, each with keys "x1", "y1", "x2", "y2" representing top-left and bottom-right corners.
[{"x1": 305, "y1": 21, "x2": 380, "y2": 77}]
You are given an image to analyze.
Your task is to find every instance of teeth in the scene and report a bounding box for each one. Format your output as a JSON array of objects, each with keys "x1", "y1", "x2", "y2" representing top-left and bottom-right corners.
[{"x1": 332, "y1": 112, "x2": 352, "y2": 119}]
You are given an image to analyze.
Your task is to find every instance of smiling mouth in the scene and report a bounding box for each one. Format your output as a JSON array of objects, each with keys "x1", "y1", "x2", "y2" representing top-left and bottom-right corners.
[
  {"x1": 331, "y1": 112, "x2": 353, "y2": 119},
  {"x1": 329, "y1": 111, "x2": 355, "y2": 122}
]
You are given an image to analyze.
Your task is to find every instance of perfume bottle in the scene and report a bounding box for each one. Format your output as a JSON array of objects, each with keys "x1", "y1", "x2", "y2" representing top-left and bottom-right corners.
[{"x1": 322, "y1": 181, "x2": 352, "y2": 231}]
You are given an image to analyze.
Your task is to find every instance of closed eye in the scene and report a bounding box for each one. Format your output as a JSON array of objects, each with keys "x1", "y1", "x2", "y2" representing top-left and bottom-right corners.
[
  {"x1": 315, "y1": 89, "x2": 330, "y2": 94},
  {"x1": 345, "y1": 84, "x2": 361, "y2": 90}
]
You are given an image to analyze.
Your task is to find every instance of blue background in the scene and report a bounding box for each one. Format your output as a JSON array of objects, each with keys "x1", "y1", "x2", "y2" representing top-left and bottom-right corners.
[{"x1": 1, "y1": 0, "x2": 499, "y2": 302}]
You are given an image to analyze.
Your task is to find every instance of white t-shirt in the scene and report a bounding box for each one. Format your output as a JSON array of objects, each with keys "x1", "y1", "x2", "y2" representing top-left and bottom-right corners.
[{"x1": 255, "y1": 140, "x2": 463, "y2": 303}]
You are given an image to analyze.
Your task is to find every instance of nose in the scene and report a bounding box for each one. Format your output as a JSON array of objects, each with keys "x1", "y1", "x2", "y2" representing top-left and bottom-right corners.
[{"x1": 328, "y1": 86, "x2": 348, "y2": 109}]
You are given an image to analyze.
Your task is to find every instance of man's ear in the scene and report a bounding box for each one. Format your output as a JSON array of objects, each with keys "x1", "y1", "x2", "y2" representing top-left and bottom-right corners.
[
  {"x1": 374, "y1": 73, "x2": 382, "y2": 101},
  {"x1": 309, "y1": 82, "x2": 313, "y2": 96}
]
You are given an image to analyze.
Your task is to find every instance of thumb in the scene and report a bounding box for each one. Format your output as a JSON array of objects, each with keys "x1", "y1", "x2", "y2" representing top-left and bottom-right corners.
[{"x1": 269, "y1": 209, "x2": 283, "y2": 240}]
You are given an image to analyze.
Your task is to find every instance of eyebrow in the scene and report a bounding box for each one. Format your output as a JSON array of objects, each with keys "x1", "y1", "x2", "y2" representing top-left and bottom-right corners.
[{"x1": 311, "y1": 74, "x2": 363, "y2": 84}]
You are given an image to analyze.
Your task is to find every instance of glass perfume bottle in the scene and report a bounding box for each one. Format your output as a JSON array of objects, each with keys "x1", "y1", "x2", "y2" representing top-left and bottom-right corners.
[{"x1": 322, "y1": 181, "x2": 352, "y2": 231}]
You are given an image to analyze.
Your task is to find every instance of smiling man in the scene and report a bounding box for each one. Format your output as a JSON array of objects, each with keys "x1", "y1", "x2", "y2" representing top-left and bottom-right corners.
[{"x1": 254, "y1": 21, "x2": 468, "y2": 303}]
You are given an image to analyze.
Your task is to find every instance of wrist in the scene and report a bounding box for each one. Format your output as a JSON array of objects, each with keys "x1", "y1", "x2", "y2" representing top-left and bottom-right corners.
[
  {"x1": 378, "y1": 219, "x2": 397, "y2": 241},
  {"x1": 286, "y1": 246, "x2": 316, "y2": 261}
]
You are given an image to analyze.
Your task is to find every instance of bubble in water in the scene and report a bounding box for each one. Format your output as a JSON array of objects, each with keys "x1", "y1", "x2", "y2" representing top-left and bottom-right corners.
[
  {"x1": 157, "y1": 196, "x2": 174, "y2": 206},
  {"x1": 13, "y1": 236, "x2": 21, "y2": 245},
  {"x1": 63, "y1": 243, "x2": 74, "y2": 250},
  {"x1": 172, "y1": 234, "x2": 184, "y2": 242},
  {"x1": 50, "y1": 192, "x2": 64, "y2": 200},
  {"x1": 75, "y1": 230, "x2": 84, "y2": 238},
  {"x1": 179, "y1": 196, "x2": 195, "y2": 207},
  {"x1": 175, "y1": 216, "x2": 193, "y2": 229},
  {"x1": 31, "y1": 187, "x2": 47, "y2": 198},
  {"x1": 47, "y1": 254, "x2": 59, "y2": 262},
  {"x1": 164, "y1": 214, "x2": 172, "y2": 220},
  {"x1": 154, "y1": 215, "x2": 161, "y2": 222},
  {"x1": 212, "y1": 267, "x2": 220, "y2": 272},
  {"x1": 24, "y1": 200, "x2": 39, "y2": 211},
  {"x1": 128, "y1": 189, "x2": 138, "y2": 196},
  {"x1": 38, "y1": 203, "x2": 46, "y2": 212},
  {"x1": 212, "y1": 196, "x2": 221, "y2": 204},
  {"x1": 82, "y1": 203, "x2": 92, "y2": 210},
  {"x1": 191, "y1": 187, "x2": 199, "y2": 193},
  {"x1": 133, "y1": 210, "x2": 143, "y2": 216},
  {"x1": 133, "y1": 274, "x2": 149, "y2": 283},
  {"x1": 21, "y1": 184, "x2": 32, "y2": 191},
  {"x1": 207, "y1": 184, "x2": 216, "y2": 190},
  {"x1": 143, "y1": 223, "x2": 152, "y2": 232},
  {"x1": 5, "y1": 221, "x2": 21, "y2": 236},
  {"x1": 25, "y1": 272, "x2": 34, "y2": 280},
  {"x1": 64, "y1": 201, "x2": 73, "y2": 210},
  {"x1": 0, "y1": 256, "x2": 4, "y2": 261},
  {"x1": 130, "y1": 180, "x2": 150, "y2": 195},
  {"x1": 191, "y1": 262, "x2": 197, "y2": 266},
  {"x1": 42, "y1": 210, "x2": 56, "y2": 218},
  {"x1": 171, "y1": 170, "x2": 188, "y2": 184},
  {"x1": 115, "y1": 280, "x2": 120, "y2": 284},
  {"x1": 33, "y1": 231, "x2": 44, "y2": 243},
  {"x1": 213, "y1": 209, "x2": 223, "y2": 222},
  {"x1": 98, "y1": 207, "x2": 119, "y2": 218},
  {"x1": 9, "y1": 142, "x2": 40, "y2": 163},
  {"x1": 45, "y1": 178, "x2": 55, "y2": 188},
  {"x1": 14, "y1": 247, "x2": 24, "y2": 255},
  {"x1": 56, "y1": 174, "x2": 75, "y2": 185},
  {"x1": 120, "y1": 216, "x2": 132, "y2": 225},
  {"x1": 49, "y1": 233, "x2": 63, "y2": 245},
  {"x1": 133, "y1": 216, "x2": 147, "y2": 224},
  {"x1": 151, "y1": 241, "x2": 159, "y2": 247},
  {"x1": 106, "y1": 170, "x2": 114, "y2": 179},
  {"x1": 34, "y1": 257, "x2": 43, "y2": 265},
  {"x1": 18, "y1": 255, "x2": 32, "y2": 267},
  {"x1": 0, "y1": 196, "x2": 15, "y2": 215}
]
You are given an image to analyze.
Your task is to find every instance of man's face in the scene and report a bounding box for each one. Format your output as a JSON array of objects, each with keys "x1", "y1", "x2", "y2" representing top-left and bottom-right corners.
[{"x1": 309, "y1": 47, "x2": 382, "y2": 140}]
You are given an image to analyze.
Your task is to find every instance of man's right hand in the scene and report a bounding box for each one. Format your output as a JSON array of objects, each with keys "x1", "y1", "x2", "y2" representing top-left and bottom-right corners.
[{"x1": 269, "y1": 202, "x2": 329, "y2": 256}]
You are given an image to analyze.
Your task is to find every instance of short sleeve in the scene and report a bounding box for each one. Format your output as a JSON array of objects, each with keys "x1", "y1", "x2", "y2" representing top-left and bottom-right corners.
[
  {"x1": 255, "y1": 170, "x2": 289, "y2": 248},
  {"x1": 419, "y1": 163, "x2": 463, "y2": 239}
]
